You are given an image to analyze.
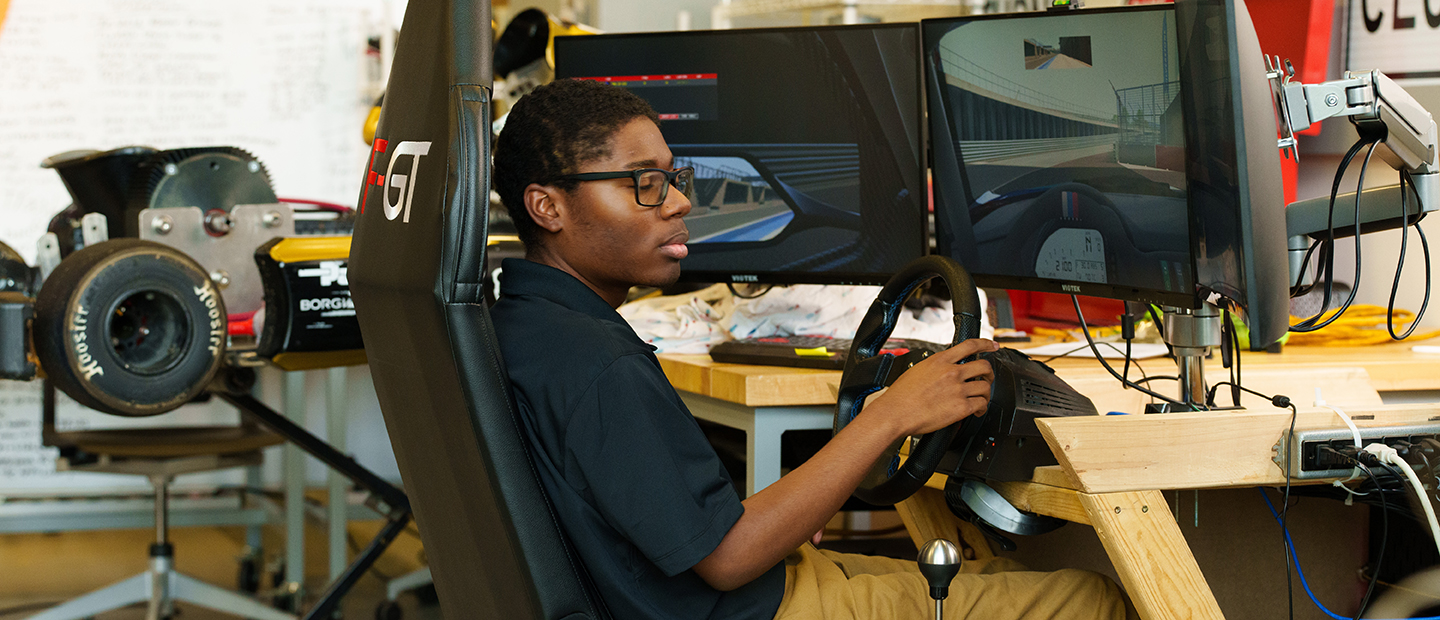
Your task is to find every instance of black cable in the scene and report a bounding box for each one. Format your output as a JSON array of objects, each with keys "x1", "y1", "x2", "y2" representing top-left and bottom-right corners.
[
  {"x1": 1293, "y1": 138, "x2": 1382, "y2": 332},
  {"x1": 1290, "y1": 237, "x2": 1325, "y2": 298},
  {"x1": 1125, "y1": 344, "x2": 1150, "y2": 384},
  {"x1": 1387, "y1": 170, "x2": 1414, "y2": 339},
  {"x1": 1146, "y1": 305, "x2": 1175, "y2": 358},
  {"x1": 1387, "y1": 170, "x2": 1432, "y2": 339},
  {"x1": 1207, "y1": 381, "x2": 1281, "y2": 406},
  {"x1": 1036, "y1": 343, "x2": 1094, "y2": 365},
  {"x1": 1234, "y1": 305, "x2": 1244, "y2": 402},
  {"x1": 1414, "y1": 213, "x2": 1433, "y2": 333},
  {"x1": 1290, "y1": 138, "x2": 1369, "y2": 306},
  {"x1": 1355, "y1": 461, "x2": 1389, "y2": 619},
  {"x1": 1122, "y1": 337, "x2": 1133, "y2": 387},
  {"x1": 1221, "y1": 306, "x2": 1240, "y2": 406},
  {"x1": 1236, "y1": 389, "x2": 1298, "y2": 619},
  {"x1": 1121, "y1": 304, "x2": 1138, "y2": 387},
  {"x1": 1037, "y1": 341, "x2": 1144, "y2": 370},
  {"x1": 1133, "y1": 375, "x2": 1179, "y2": 385},
  {"x1": 1071, "y1": 295, "x2": 1192, "y2": 408},
  {"x1": 1310, "y1": 137, "x2": 1371, "y2": 318},
  {"x1": 1281, "y1": 399, "x2": 1298, "y2": 620},
  {"x1": 1300, "y1": 137, "x2": 1369, "y2": 308}
]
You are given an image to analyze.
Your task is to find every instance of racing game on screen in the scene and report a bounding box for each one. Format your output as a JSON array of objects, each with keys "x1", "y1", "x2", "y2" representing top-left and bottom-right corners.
[
  {"x1": 556, "y1": 25, "x2": 926, "y2": 283},
  {"x1": 927, "y1": 7, "x2": 1193, "y2": 300}
]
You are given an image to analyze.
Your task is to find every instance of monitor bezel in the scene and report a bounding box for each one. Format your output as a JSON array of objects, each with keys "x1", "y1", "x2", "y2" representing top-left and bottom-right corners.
[
  {"x1": 554, "y1": 22, "x2": 930, "y2": 287},
  {"x1": 922, "y1": 5, "x2": 1201, "y2": 309}
]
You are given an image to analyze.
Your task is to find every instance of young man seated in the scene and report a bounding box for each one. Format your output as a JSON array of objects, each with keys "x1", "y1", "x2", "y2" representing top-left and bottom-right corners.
[{"x1": 489, "y1": 78, "x2": 1135, "y2": 620}]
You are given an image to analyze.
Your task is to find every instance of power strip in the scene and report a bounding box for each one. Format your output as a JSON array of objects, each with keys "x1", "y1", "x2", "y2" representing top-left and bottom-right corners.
[{"x1": 1275, "y1": 423, "x2": 1440, "y2": 479}]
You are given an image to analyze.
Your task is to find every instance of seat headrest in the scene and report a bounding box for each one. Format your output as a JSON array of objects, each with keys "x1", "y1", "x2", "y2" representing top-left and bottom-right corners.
[{"x1": 350, "y1": 0, "x2": 492, "y2": 305}]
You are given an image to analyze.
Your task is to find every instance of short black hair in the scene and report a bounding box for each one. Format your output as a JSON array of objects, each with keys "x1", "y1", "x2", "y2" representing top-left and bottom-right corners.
[{"x1": 493, "y1": 79, "x2": 660, "y2": 248}]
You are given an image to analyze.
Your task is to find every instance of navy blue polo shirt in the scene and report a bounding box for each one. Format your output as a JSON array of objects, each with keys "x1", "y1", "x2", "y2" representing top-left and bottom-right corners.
[{"x1": 490, "y1": 258, "x2": 785, "y2": 620}]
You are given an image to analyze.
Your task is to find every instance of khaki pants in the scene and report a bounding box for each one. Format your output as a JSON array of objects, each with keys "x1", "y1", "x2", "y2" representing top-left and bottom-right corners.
[{"x1": 774, "y1": 544, "x2": 1137, "y2": 620}]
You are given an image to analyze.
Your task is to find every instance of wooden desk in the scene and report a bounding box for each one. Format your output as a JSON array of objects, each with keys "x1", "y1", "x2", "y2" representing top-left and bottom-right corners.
[
  {"x1": 658, "y1": 342, "x2": 1440, "y2": 620},
  {"x1": 1043, "y1": 337, "x2": 1440, "y2": 393},
  {"x1": 663, "y1": 338, "x2": 1440, "y2": 407},
  {"x1": 659, "y1": 355, "x2": 838, "y2": 495}
]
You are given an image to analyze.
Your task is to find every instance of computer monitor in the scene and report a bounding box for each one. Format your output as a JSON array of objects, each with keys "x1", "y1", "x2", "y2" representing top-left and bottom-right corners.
[
  {"x1": 554, "y1": 24, "x2": 929, "y2": 285},
  {"x1": 924, "y1": 0, "x2": 1289, "y2": 349},
  {"x1": 925, "y1": 5, "x2": 1195, "y2": 307},
  {"x1": 1174, "y1": 0, "x2": 1290, "y2": 351}
]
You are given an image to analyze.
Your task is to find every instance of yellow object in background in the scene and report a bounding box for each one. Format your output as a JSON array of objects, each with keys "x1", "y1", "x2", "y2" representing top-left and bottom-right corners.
[
  {"x1": 794, "y1": 347, "x2": 832, "y2": 358},
  {"x1": 1031, "y1": 325, "x2": 1124, "y2": 342},
  {"x1": 362, "y1": 97, "x2": 382, "y2": 145},
  {"x1": 1286, "y1": 304, "x2": 1440, "y2": 346}
]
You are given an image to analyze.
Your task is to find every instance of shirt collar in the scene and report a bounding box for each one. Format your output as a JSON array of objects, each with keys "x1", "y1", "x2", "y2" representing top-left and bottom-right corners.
[{"x1": 498, "y1": 258, "x2": 629, "y2": 327}]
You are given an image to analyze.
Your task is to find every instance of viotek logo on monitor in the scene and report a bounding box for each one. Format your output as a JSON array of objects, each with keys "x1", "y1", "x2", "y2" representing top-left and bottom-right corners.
[{"x1": 361, "y1": 138, "x2": 432, "y2": 223}]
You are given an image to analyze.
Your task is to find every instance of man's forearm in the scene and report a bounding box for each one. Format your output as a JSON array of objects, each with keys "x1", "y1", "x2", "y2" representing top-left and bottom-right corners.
[
  {"x1": 692, "y1": 339, "x2": 996, "y2": 591},
  {"x1": 691, "y1": 403, "x2": 905, "y2": 591}
]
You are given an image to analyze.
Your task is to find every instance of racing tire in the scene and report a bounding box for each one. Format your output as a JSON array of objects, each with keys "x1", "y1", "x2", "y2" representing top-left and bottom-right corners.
[{"x1": 34, "y1": 239, "x2": 227, "y2": 417}]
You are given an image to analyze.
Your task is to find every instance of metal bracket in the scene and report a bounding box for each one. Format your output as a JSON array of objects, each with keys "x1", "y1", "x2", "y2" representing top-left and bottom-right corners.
[{"x1": 138, "y1": 204, "x2": 296, "y2": 316}]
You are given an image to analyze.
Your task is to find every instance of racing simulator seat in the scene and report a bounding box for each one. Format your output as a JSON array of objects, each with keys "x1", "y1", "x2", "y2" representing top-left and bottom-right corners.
[{"x1": 348, "y1": 0, "x2": 611, "y2": 617}]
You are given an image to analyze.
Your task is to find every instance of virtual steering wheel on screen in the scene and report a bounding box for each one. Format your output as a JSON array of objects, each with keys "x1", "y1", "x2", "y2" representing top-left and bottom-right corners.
[
  {"x1": 832, "y1": 255, "x2": 983, "y2": 506},
  {"x1": 996, "y1": 182, "x2": 1143, "y2": 280}
]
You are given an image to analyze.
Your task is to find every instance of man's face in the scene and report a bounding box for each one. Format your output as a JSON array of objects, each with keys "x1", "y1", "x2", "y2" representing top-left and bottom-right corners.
[{"x1": 550, "y1": 117, "x2": 691, "y2": 295}]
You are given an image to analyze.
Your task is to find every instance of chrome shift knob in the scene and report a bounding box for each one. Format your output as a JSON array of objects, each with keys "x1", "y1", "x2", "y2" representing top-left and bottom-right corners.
[{"x1": 918, "y1": 538, "x2": 961, "y2": 620}]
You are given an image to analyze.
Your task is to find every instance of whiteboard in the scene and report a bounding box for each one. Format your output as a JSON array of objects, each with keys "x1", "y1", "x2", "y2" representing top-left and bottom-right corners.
[{"x1": 0, "y1": 0, "x2": 395, "y2": 493}]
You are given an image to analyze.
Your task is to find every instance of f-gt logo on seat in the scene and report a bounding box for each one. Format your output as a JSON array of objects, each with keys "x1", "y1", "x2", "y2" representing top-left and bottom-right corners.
[{"x1": 363, "y1": 138, "x2": 432, "y2": 223}]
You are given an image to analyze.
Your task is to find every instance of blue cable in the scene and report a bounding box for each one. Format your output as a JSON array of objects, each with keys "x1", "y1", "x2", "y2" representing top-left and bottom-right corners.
[{"x1": 1258, "y1": 488, "x2": 1440, "y2": 620}]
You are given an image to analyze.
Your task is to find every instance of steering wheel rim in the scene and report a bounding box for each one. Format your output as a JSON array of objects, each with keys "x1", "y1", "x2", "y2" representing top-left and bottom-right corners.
[{"x1": 833, "y1": 255, "x2": 983, "y2": 505}]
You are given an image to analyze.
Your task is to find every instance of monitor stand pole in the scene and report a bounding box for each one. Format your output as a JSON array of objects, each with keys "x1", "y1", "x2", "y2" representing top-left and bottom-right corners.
[{"x1": 1160, "y1": 302, "x2": 1222, "y2": 409}]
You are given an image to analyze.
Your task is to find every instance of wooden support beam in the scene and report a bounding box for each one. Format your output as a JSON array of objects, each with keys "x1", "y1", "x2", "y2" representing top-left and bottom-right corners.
[
  {"x1": 1038, "y1": 403, "x2": 1440, "y2": 494},
  {"x1": 990, "y1": 480, "x2": 1090, "y2": 525},
  {"x1": 1080, "y1": 490, "x2": 1222, "y2": 620},
  {"x1": 896, "y1": 488, "x2": 996, "y2": 565}
]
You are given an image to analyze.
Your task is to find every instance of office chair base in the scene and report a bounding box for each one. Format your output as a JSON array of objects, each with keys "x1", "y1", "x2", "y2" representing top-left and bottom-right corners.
[{"x1": 25, "y1": 561, "x2": 296, "y2": 620}]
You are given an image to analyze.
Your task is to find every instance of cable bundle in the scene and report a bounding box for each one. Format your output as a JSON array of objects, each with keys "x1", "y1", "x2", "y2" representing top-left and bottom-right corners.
[{"x1": 1286, "y1": 304, "x2": 1440, "y2": 346}]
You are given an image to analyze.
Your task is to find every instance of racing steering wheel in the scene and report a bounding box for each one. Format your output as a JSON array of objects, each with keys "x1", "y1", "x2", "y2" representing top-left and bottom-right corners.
[{"x1": 832, "y1": 255, "x2": 983, "y2": 506}]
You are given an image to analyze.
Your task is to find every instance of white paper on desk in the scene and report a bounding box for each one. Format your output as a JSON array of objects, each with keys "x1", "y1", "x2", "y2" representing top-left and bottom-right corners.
[{"x1": 1017, "y1": 342, "x2": 1170, "y2": 360}]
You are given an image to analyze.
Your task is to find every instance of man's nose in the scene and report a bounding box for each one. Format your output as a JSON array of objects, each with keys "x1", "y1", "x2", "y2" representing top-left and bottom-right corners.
[{"x1": 661, "y1": 185, "x2": 691, "y2": 218}]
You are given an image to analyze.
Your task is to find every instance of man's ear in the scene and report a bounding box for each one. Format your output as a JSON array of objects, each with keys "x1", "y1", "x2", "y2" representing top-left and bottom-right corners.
[{"x1": 523, "y1": 183, "x2": 565, "y2": 234}]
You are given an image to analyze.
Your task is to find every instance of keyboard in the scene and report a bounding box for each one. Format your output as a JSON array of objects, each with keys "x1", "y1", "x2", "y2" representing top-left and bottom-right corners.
[{"x1": 708, "y1": 335, "x2": 949, "y2": 370}]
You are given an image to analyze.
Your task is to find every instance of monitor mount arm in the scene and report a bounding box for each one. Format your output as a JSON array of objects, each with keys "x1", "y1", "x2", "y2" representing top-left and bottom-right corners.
[
  {"x1": 1152, "y1": 62, "x2": 1438, "y2": 411},
  {"x1": 1266, "y1": 57, "x2": 1440, "y2": 289}
]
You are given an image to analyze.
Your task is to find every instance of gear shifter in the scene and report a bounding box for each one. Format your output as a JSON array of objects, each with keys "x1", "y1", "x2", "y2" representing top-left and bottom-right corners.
[{"x1": 918, "y1": 538, "x2": 961, "y2": 620}]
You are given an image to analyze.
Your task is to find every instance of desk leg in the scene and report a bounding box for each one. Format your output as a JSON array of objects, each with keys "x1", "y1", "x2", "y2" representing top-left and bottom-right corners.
[
  {"x1": 749, "y1": 417, "x2": 785, "y2": 496},
  {"x1": 326, "y1": 366, "x2": 348, "y2": 581},
  {"x1": 677, "y1": 393, "x2": 834, "y2": 497},
  {"x1": 282, "y1": 370, "x2": 307, "y2": 599},
  {"x1": 1079, "y1": 490, "x2": 1222, "y2": 620},
  {"x1": 897, "y1": 487, "x2": 995, "y2": 564},
  {"x1": 745, "y1": 407, "x2": 835, "y2": 496}
]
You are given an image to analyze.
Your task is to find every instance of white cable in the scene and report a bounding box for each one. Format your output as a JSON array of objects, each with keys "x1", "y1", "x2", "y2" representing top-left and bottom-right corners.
[
  {"x1": 1332, "y1": 471, "x2": 1372, "y2": 506},
  {"x1": 1364, "y1": 443, "x2": 1440, "y2": 558},
  {"x1": 1315, "y1": 388, "x2": 1365, "y2": 453}
]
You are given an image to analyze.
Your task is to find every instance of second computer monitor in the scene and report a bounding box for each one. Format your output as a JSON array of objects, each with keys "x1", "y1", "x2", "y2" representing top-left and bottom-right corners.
[
  {"x1": 926, "y1": 6, "x2": 1197, "y2": 307},
  {"x1": 554, "y1": 24, "x2": 928, "y2": 285}
]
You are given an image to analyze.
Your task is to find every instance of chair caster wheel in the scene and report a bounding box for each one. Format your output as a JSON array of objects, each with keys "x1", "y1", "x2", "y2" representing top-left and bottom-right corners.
[{"x1": 375, "y1": 600, "x2": 402, "y2": 620}]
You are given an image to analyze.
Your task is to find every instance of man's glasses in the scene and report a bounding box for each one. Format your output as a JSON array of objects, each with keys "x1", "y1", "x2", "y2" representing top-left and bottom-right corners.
[{"x1": 558, "y1": 166, "x2": 695, "y2": 207}]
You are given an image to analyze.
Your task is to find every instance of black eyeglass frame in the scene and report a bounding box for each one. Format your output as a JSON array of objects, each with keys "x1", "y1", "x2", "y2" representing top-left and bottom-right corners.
[{"x1": 556, "y1": 166, "x2": 695, "y2": 207}]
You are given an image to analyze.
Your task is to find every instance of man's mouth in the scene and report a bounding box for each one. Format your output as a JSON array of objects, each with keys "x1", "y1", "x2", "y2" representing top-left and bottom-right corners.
[{"x1": 660, "y1": 232, "x2": 689, "y2": 260}]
